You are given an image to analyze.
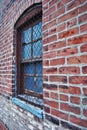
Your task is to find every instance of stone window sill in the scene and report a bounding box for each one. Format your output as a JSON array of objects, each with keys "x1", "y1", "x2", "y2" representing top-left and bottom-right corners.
[{"x1": 12, "y1": 98, "x2": 43, "y2": 119}]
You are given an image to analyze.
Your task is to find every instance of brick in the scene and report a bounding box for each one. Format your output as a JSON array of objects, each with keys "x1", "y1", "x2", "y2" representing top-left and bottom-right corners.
[
  {"x1": 59, "y1": 66, "x2": 80, "y2": 74},
  {"x1": 67, "y1": 0, "x2": 80, "y2": 10},
  {"x1": 49, "y1": 27, "x2": 56, "y2": 35},
  {"x1": 43, "y1": 20, "x2": 56, "y2": 31},
  {"x1": 60, "y1": 94, "x2": 68, "y2": 101},
  {"x1": 60, "y1": 103, "x2": 70, "y2": 111},
  {"x1": 59, "y1": 28, "x2": 78, "y2": 39},
  {"x1": 49, "y1": 0, "x2": 58, "y2": 7},
  {"x1": 43, "y1": 60, "x2": 49, "y2": 66},
  {"x1": 78, "y1": 2, "x2": 87, "y2": 13},
  {"x1": 43, "y1": 67, "x2": 57, "y2": 74},
  {"x1": 80, "y1": 23, "x2": 87, "y2": 33},
  {"x1": 58, "y1": 9, "x2": 78, "y2": 23},
  {"x1": 49, "y1": 41, "x2": 66, "y2": 50},
  {"x1": 43, "y1": 51, "x2": 57, "y2": 59},
  {"x1": 82, "y1": 66, "x2": 87, "y2": 74},
  {"x1": 50, "y1": 58, "x2": 65, "y2": 66},
  {"x1": 83, "y1": 109, "x2": 87, "y2": 117},
  {"x1": 44, "y1": 100, "x2": 58, "y2": 109},
  {"x1": 70, "y1": 106, "x2": 80, "y2": 115},
  {"x1": 43, "y1": 91, "x2": 49, "y2": 98},
  {"x1": 57, "y1": 23, "x2": 66, "y2": 32},
  {"x1": 43, "y1": 76, "x2": 48, "y2": 81},
  {"x1": 80, "y1": 44, "x2": 87, "y2": 53},
  {"x1": 67, "y1": 18, "x2": 77, "y2": 28},
  {"x1": 51, "y1": 109, "x2": 68, "y2": 120},
  {"x1": 47, "y1": 35, "x2": 57, "y2": 43},
  {"x1": 69, "y1": 76, "x2": 87, "y2": 85},
  {"x1": 59, "y1": 86, "x2": 81, "y2": 95},
  {"x1": 83, "y1": 88, "x2": 87, "y2": 95},
  {"x1": 50, "y1": 92, "x2": 58, "y2": 100},
  {"x1": 69, "y1": 86, "x2": 81, "y2": 95},
  {"x1": 79, "y1": 14, "x2": 87, "y2": 24},
  {"x1": 44, "y1": 106, "x2": 50, "y2": 113},
  {"x1": 67, "y1": 55, "x2": 87, "y2": 64},
  {"x1": 68, "y1": 34, "x2": 87, "y2": 45},
  {"x1": 57, "y1": 47, "x2": 78, "y2": 57},
  {"x1": 49, "y1": 76, "x2": 67, "y2": 83},
  {"x1": 43, "y1": 45, "x2": 48, "y2": 52},
  {"x1": 59, "y1": 85, "x2": 69, "y2": 93},
  {"x1": 70, "y1": 96, "x2": 80, "y2": 104},
  {"x1": 82, "y1": 98, "x2": 87, "y2": 105},
  {"x1": 60, "y1": 103, "x2": 80, "y2": 115},
  {"x1": 70, "y1": 115, "x2": 87, "y2": 127},
  {"x1": 43, "y1": 5, "x2": 56, "y2": 17},
  {"x1": 49, "y1": 7, "x2": 65, "y2": 20}
]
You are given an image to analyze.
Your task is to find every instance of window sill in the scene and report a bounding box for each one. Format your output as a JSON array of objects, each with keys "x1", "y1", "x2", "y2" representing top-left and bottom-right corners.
[{"x1": 12, "y1": 98, "x2": 43, "y2": 119}]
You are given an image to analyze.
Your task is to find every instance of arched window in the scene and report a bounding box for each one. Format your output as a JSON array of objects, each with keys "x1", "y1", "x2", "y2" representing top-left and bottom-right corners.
[{"x1": 15, "y1": 3, "x2": 43, "y2": 108}]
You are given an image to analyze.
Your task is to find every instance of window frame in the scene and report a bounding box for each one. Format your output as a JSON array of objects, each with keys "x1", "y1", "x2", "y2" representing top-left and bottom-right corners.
[{"x1": 15, "y1": 4, "x2": 43, "y2": 101}]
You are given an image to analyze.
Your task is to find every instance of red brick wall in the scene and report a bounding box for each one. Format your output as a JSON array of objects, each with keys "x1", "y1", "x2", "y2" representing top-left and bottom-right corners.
[
  {"x1": 43, "y1": 0, "x2": 87, "y2": 129},
  {"x1": 0, "y1": 0, "x2": 87, "y2": 129}
]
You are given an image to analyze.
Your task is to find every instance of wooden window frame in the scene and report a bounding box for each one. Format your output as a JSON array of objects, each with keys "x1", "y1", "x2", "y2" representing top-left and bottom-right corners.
[{"x1": 15, "y1": 3, "x2": 42, "y2": 101}]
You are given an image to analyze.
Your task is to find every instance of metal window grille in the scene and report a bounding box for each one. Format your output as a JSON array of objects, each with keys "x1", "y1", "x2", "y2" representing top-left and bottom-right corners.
[{"x1": 20, "y1": 19, "x2": 43, "y2": 99}]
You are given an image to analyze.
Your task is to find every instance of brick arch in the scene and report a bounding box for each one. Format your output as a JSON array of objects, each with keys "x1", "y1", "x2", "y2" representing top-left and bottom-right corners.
[
  {"x1": 0, "y1": 121, "x2": 8, "y2": 130},
  {"x1": 14, "y1": 2, "x2": 42, "y2": 29},
  {"x1": 13, "y1": 1, "x2": 42, "y2": 29}
]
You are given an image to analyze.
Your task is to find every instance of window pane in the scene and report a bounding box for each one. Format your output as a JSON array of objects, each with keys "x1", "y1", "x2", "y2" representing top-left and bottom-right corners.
[
  {"x1": 36, "y1": 62, "x2": 42, "y2": 75},
  {"x1": 22, "y1": 28, "x2": 31, "y2": 43},
  {"x1": 33, "y1": 22, "x2": 42, "y2": 40},
  {"x1": 33, "y1": 40, "x2": 42, "y2": 57},
  {"x1": 22, "y1": 44, "x2": 31, "y2": 59},
  {"x1": 25, "y1": 63, "x2": 34, "y2": 74},
  {"x1": 36, "y1": 77, "x2": 43, "y2": 93},
  {"x1": 25, "y1": 76, "x2": 34, "y2": 91}
]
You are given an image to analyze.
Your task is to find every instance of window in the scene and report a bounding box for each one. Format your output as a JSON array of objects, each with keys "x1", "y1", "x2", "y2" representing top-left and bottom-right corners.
[{"x1": 15, "y1": 4, "x2": 43, "y2": 108}]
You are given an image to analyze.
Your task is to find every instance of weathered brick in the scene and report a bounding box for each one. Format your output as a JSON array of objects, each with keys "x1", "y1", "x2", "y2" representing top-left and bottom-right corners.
[
  {"x1": 59, "y1": 66, "x2": 80, "y2": 74},
  {"x1": 70, "y1": 96, "x2": 80, "y2": 104},
  {"x1": 50, "y1": 92, "x2": 58, "y2": 100},
  {"x1": 83, "y1": 88, "x2": 87, "y2": 95},
  {"x1": 70, "y1": 115, "x2": 87, "y2": 127},
  {"x1": 67, "y1": 55, "x2": 87, "y2": 64},
  {"x1": 79, "y1": 14, "x2": 87, "y2": 24},
  {"x1": 80, "y1": 44, "x2": 87, "y2": 52},
  {"x1": 49, "y1": 41, "x2": 66, "y2": 50},
  {"x1": 49, "y1": 76, "x2": 67, "y2": 83},
  {"x1": 57, "y1": 47, "x2": 78, "y2": 57},
  {"x1": 83, "y1": 109, "x2": 87, "y2": 117},
  {"x1": 69, "y1": 76, "x2": 87, "y2": 85},
  {"x1": 60, "y1": 94, "x2": 68, "y2": 101},
  {"x1": 59, "y1": 28, "x2": 78, "y2": 39},
  {"x1": 43, "y1": 67, "x2": 57, "y2": 74},
  {"x1": 44, "y1": 100, "x2": 58, "y2": 109},
  {"x1": 50, "y1": 58, "x2": 65, "y2": 66},
  {"x1": 67, "y1": 18, "x2": 77, "y2": 28},
  {"x1": 68, "y1": 34, "x2": 87, "y2": 45},
  {"x1": 51, "y1": 109, "x2": 68, "y2": 120}
]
